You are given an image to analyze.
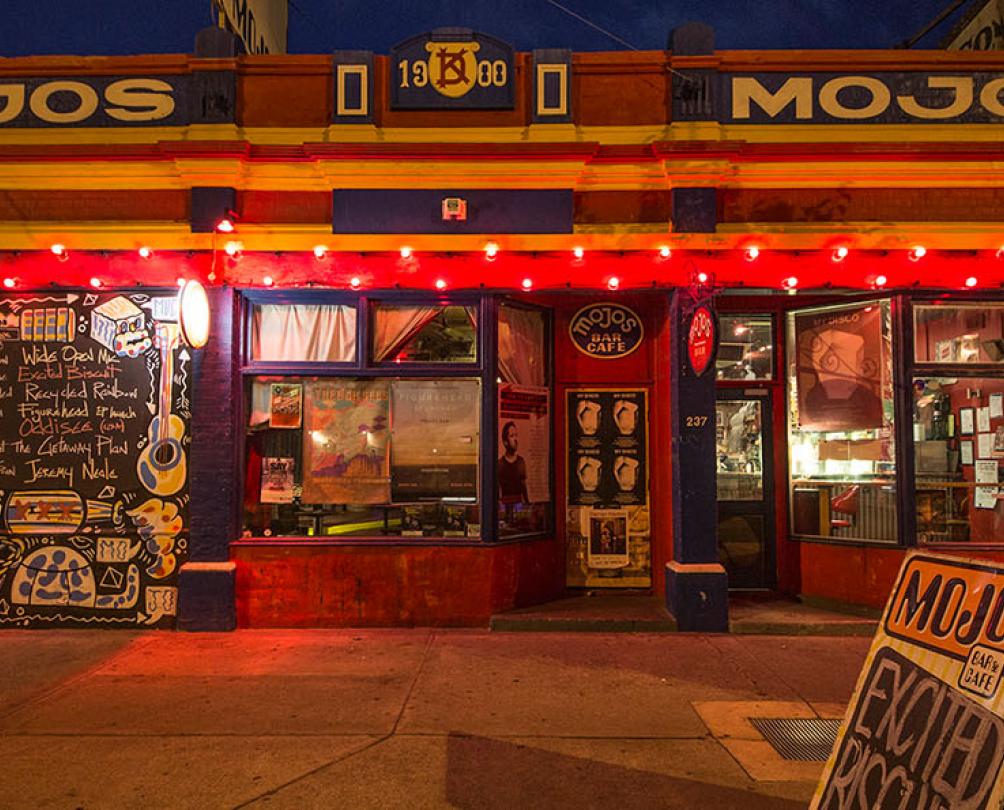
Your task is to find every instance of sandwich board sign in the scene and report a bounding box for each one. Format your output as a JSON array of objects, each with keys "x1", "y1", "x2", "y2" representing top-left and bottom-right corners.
[{"x1": 813, "y1": 552, "x2": 1004, "y2": 809}]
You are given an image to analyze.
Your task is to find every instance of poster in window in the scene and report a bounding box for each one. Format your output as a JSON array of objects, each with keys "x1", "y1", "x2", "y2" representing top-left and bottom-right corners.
[
  {"x1": 269, "y1": 382, "x2": 302, "y2": 428},
  {"x1": 794, "y1": 304, "x2": 884, "y2": 431},
  {"x1": 302, "y1": 380, "x2": 390, "y2": 504},
  {"x1": 260, "y1": 457, "x2": 295, "y2": 504},
  {"x1": 567, "y1": 390, "x2": 647, "y2": 508},
  {"x1": 498, "y1": 384, "x2": 550, "y2": 506},
  {"x1": 390, "y1": 380, "x2": 479, "y2": 502}
]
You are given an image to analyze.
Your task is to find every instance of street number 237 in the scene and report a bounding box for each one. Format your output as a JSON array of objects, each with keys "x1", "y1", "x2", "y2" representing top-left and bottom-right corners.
[{"x1": 685, "y1": 415, "x2": 708, "y2": 427}]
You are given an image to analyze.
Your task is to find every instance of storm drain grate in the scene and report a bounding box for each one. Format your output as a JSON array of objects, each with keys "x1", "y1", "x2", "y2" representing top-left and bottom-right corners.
[{"x1": 749, "y1": 717, "x2": 842, "y2": 761}]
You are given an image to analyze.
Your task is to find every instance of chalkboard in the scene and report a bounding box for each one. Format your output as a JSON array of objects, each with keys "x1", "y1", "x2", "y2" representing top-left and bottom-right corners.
[
  {"x1": 813, "y1": 552, "x2": 1004, "y2": 809},
  {"x1": 0, "y1": 291, "x2": 190, "y2": 627}
]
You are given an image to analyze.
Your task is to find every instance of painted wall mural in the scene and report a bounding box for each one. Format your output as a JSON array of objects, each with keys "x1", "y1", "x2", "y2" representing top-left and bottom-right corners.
[{"x1": 0, "y1": 291, "x2": 189, "y2": 628}]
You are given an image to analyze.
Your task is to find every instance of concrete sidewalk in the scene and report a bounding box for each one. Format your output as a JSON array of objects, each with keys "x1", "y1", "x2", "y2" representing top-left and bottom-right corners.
[{"x1": 0, "y1": 630, "x2": 871, "y2": 809}]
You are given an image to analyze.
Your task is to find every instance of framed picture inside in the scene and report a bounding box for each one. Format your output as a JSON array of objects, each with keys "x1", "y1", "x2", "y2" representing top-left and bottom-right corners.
[{"x1": 960, "y1": 407, "x2": 975, "y2": 436}]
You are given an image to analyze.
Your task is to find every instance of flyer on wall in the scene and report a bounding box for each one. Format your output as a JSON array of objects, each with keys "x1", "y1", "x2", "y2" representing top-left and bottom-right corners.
[
  {"x1": 565, "y1": 388, "x2": 651, "y2": 588},
  {"x1": 260, "y1": 457, "x2": 295, "y2": 504},
  {"x1": 269, "y1": 382, "x2": 302, "y2": 429},
  {"x1": 585, "y1": 508, "x2": 630, "y2": 569},
  {"x1": 567, "y1": 389, "x2": 647, "y2": 508},
  {"x1": 390, "y1": 380, "x2": 479, "y2": 501},
  {"x1": 302, "y1": 380, "x2": 390, "y2": 504},
  {"x1": 498, "y1": 384, "x2": 550, "y2": 505}
]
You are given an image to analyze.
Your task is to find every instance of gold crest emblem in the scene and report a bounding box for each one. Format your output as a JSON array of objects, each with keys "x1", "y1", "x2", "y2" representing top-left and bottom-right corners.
[{"x1": 424, "y1": 41, "x2": 480, "y2": 99}]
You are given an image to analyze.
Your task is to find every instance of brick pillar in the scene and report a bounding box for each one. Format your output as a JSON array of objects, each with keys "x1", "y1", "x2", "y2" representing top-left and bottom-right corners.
[{"x1": 178, "y1": 287, "x2": 239, "y2": 630}]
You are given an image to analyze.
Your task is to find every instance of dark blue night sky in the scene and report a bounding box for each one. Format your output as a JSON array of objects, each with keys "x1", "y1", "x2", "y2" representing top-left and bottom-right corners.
[{"x1": 0, "y1": 0, "x2": 965, "y2": 57}]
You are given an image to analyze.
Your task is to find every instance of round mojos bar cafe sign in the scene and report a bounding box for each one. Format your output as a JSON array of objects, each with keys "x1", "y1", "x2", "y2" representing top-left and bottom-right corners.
[
  {"x1": 569, "y1": 302, "x2": 644, "y2": 359},
  {"x1": 687, "y1": 306, "x2": 717, "y2": 376}
]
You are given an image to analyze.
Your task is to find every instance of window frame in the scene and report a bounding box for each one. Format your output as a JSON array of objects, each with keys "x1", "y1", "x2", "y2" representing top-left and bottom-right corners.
[
  {"x1": 783, "y1": 294, "x2": 906, "y2": 547},
  {"x1": 907, "y1": 294, "x2": 1004, "y2": 550},
  {"x1": 495, "y1": 296, "x2": 556, "y2": 541},
  {"x1": 236, "y1": 289, "x2": 553, "y2": 546}
]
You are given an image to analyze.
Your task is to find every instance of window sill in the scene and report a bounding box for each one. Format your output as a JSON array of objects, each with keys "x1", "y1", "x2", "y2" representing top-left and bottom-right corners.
[
  {"x1": 231, "y1": 533, "x2": 554, "y2": 548},
  {"x1": 790, "y1": 534, "x2": 902, "y2": 549},
  {"x1": 919, "y1": 542, "x2": 1004, "y2": 554}
]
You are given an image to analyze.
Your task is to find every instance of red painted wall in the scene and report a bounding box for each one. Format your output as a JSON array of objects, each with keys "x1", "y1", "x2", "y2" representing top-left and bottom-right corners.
[
  {"x1": 232, "y1": 537, "x2": 563, "y2": 627},
  {"x1": 799, "y1": 543, "x2": 1004, "y2": 609},
  {"x1": 544, "y1": 291, "x2": 672, "y2": 595}
]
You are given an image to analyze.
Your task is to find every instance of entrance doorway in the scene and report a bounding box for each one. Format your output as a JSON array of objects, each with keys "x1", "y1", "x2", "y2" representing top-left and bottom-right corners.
[{"x1": 716, "y1": 390, "x2": 775, "y2": 589}]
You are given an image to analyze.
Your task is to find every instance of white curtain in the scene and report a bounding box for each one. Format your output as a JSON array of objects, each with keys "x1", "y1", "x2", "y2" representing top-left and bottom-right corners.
[
  {"x1": 251, "y1": 304, "x2": 356, "y2": 363},
  {"x1": 371, "y1": 306, "x2": 441, "y2": 362},
  {"x1": 498, "y1": 305, "x2": 545, "y2": 386}
]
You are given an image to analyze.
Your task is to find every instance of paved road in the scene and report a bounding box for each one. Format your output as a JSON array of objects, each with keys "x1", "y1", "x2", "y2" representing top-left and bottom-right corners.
[{"x1": 0, "y1": 630, "x2": 871, "y2": 809}]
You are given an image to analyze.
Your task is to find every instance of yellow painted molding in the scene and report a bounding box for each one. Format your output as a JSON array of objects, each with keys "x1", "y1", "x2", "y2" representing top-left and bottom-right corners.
[
  {"x1": 0, "y1": 220, "x2": 1001, "y2": 252},
  {"x1": 2, "y1": 119, "x2": 1003, "y2": 148},
  {"x1": 3, "y1": 154, "x2": 1004, "y2": 192}
]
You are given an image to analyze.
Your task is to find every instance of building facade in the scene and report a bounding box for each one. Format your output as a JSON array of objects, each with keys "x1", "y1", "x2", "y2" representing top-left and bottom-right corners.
[{"x1": 1, "y1": 25, "x2": 1004, "y2": 630}]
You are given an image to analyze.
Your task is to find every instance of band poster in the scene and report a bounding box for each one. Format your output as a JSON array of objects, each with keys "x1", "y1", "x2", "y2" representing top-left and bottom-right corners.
[
  {"x1": 794, "y1": 303, "x2": 885, "y2": 432},
  {"x1": 498, "y1": 384, "x2": 550, "y2": 506},
  {"x1": 268, "y1": 382, "x2": 302, "y2": 429},
  {"x1": 260, "y1": 457, "x2": 295, "y2": 504},
  {"x1": 390, "y1": 380, "x2": 479, "y2": 502},
  {"x1": 302, "y1": 380, "x2": 390, "y2": 504},
  {"x1": 566, "y1": 389, "x2": 650, "y2": 588}
]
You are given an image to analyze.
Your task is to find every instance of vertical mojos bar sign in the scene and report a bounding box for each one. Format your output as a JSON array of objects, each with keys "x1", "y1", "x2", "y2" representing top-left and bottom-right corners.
[{"x1": 391, "y1": 29, "x2": 515, "y2": 110}]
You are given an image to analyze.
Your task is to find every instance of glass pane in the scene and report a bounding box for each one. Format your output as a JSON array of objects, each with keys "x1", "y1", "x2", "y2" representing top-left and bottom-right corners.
[
  {"x1": 914, "y1": 304, "x2": 1004, "y2": 364},
  {"x1": 718, "y1": 514, "x2": 766, "y2": 588},
  {"x1": 914, "y1": 376, "x2": 1004, "y2": 544},
  {"x1": 498, "y1": 383, "x2": 552, "y2": 537},
  {"x1": 251, "y1": 304, "x2": 356, "y2": 362},
  {"x1": 499, "y1": 304, "x2": 546, "y2": 386},
  {"x1": 716, "y1": 400, "x2": 764, "y2": 501},
  {"x1": 371, "y1": 304, "x2": 477, "y2": 363},
  {"x1": 787, "y1": 300, "x2": 897, "y2": 542},
  {"x1": 243, "y1": 376, "x2": 480, "y2": 539},
  {"x1": 716, "y1": 315, "x2": 773, "y2": 380}
]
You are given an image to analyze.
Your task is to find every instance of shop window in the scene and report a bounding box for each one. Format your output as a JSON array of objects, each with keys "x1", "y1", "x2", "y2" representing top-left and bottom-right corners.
[
  {"x1": 914, "y1": 304, "x2": 1004, "y2": 364},
  {"x1": 497, "y1": 303, "x2": 552, "y2": 537},
  {"x1": 787, "y1": 300, "x2": 897, "y2": 542},
  {"x1": 250, "y1": 303, "x2": 356, "y2": 363},
  {"x1": 913, "y1": 376, "x2": 1004, "y2": 544},
  {"x1": 245, "y1": 377, "x2": 480, "y2": 538},
  {"x1": 371, "y1": 304, "x2": 477, "y2": 364},
  {"x1": 717, "y1": 315, "x2": 773, "y2": 380}
]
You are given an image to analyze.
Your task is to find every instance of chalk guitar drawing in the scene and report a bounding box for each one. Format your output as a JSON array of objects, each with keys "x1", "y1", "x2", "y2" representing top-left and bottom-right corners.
[
  {"x1": 0, "y1": 292, "x2": 189, "y2": 628},
  {"x1": 136, "y1": 322, "x2": 187, "y2": 496}
]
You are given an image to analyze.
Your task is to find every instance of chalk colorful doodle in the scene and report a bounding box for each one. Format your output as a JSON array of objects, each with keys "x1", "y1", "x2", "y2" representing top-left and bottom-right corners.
[{"x1": 0, "y1": 291, "x2": 190, "y2": 628}]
